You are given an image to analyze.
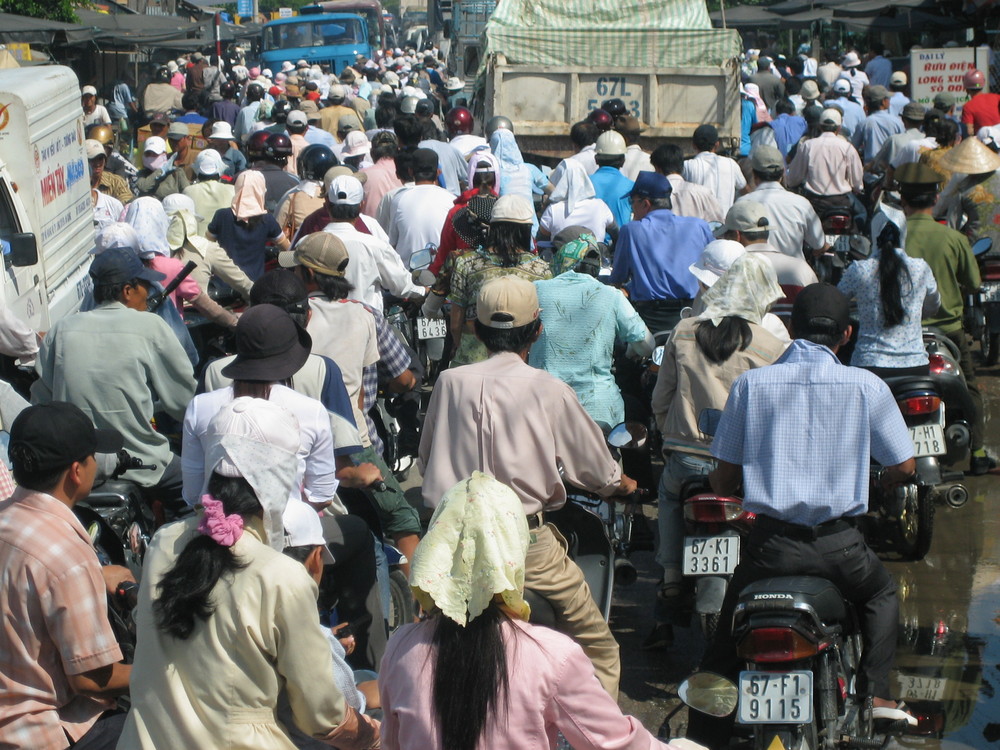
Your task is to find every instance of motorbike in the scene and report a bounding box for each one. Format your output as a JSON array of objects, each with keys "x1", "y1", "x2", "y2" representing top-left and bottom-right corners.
[
  {"x1": 813, "y1": 207, "x2": 872, "y2": 286},
  {"x1": 964, "y1": 238, "x2": 999, "y2": 365}
]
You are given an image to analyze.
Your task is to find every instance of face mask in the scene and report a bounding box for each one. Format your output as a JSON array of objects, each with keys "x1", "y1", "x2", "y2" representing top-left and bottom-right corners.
[{"x1": 143, "y1": 153, "x2": 168, "y2": 171}]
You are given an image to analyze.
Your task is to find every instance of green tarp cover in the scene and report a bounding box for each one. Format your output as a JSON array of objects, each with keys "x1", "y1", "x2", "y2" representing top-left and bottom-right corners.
[{"x1": 483, "y1": 0, "x2": 742, "y2": 69}]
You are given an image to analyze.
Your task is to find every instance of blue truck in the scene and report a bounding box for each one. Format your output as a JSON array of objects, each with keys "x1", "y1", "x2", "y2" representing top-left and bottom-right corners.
[{"x1": 260, "y1": 10, "x2": 371, "y2": 73}]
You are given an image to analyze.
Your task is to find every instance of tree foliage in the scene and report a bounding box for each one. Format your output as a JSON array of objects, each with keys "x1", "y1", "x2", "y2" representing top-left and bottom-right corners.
[{"x1": 0, "y1": 0, "x2": 78, "y2": 22}]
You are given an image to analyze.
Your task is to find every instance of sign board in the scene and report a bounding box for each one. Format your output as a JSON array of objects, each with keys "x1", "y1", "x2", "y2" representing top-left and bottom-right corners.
[
  {"x1": 236, "y1": 0, "x2": 253, "y2": 19},
  {"x1": 5, "y1": 43, "x2": 31, "y2": 62},
  {"x1": 278, "y1": 6, "x2": 293, "y2": 17},
  {"x1": 910, "y1": 47, "x2": 991, "y2": 116}
]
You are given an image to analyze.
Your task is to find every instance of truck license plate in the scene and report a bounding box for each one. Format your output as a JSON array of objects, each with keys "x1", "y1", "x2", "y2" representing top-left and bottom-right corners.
[
  {"x1": 416, "y1": 317, "x2": 447, "y2": 339},
  {"x1": 909, "y1": 424, "x2": 945, "y2": 457},
  {"x1": 980, "y1": 283, "x2": 1000, "y2": 303},
  {"x1": 738, "y1": 671, "x2": 813, "y2": 725},
  {"x1": 897, "y1": 673, "x2": 947, "y2": 702},
  {"x1": 682, "y1": 535, "x2": 739, "y2": 575}
]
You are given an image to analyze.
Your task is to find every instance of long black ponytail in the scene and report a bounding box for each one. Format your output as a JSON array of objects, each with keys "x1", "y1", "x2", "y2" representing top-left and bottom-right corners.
[
  {"x1": 153, "y1": 473, "x2": 261, "y2": 640},
  {"x1": 876, "y1": 222, "x2": 911, "y2": 328}
]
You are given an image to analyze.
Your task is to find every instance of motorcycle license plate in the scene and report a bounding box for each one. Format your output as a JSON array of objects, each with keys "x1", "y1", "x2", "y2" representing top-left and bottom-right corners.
[
  {"x1": 909, "y1": 424, "x2": 945, "y2": 457},
  {"x1": 980, "y1": 283, "x2": 1000, "y2": 303},
  {"x1": 738, "y1": 671, "x2": 813, "y2": 725},
  {"x1": 682, "y1": 535, "x2": 740, "y2": 576},
  {"x1": 897, "y1": 673, "x2": 947, "y2": 702},
  {"x1": 416, "y1": 317, "x2": 447, "y2": 340}
]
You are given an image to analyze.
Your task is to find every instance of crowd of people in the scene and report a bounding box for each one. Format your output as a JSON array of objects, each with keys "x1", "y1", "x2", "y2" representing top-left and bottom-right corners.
[{"x1": 1, "y1": 36, "x2": 999, "y2": 750}]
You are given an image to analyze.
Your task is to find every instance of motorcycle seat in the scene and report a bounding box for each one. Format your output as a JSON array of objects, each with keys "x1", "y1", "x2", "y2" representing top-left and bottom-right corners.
[
  {"x1": 738, "y1": 576, "x2": 849, "y2": 625},
  {"x1": 880, "y1": 376, "x2": 937, "y2": 395}
]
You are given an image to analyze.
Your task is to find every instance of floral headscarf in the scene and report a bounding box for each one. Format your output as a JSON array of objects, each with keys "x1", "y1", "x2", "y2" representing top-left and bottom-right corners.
[
  {"x1": 124, "y1": 197, "x2": 171, "y2": 258},
  {"x1": 696, "y1": 253, "x2": 783, "y2": 326}
]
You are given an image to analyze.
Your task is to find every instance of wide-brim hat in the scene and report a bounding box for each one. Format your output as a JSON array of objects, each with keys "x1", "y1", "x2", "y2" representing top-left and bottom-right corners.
[
  {"x1": 220, "y1": 304, "x2": 311, "y2": 381},
  {"x1": 453, "y1": 195, "x2": 497, "y2": 247},
  {"x1": 937, "y1": 134, "x2": 1000, "y2": 175}
]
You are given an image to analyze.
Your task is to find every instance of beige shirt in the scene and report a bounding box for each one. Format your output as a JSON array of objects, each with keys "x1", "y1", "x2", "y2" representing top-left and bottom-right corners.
[
  {"x1": 787, "y1": 132, "x2": 863, "y2": 197},
  {"x1": 183, "y1": 180, "x2": 236, "y2": 236},
  {"x1": 119, "y1": 517, "x2": 348, "y2": 750},
  {"x1": 666, "y1": 174, "x2": 725, "y2": 224},
  {"x1": 653, "y1": 317, "x2": 785, "y2": 456},
  {"x1": 418, "y1": 352, "x2": 621, "y2": 515}
]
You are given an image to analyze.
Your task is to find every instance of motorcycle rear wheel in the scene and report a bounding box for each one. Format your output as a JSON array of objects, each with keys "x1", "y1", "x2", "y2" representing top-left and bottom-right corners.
[
  {"x1": 388, "y1": 569, "x2": 415, "y2": 634},
  {"x1": 983, "y1": 331, "x2": 1000, "y2": 366},
  {"x1": 896, "y1": 486, "x2": 934, "y2": 561}
]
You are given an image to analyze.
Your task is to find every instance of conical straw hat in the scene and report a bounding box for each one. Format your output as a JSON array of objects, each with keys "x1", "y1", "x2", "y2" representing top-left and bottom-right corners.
[{"x1": 937, "y1": 135, "x2": 1000, "y2": 175}]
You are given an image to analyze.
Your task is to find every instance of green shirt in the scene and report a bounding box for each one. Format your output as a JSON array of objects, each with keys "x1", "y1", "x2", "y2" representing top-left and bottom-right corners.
[
  {"x1": 31, "y1": 302, "x2": 196, "y2": 485},
  {"x1": 904, "y1": 213, "x2": 980, "y2": 333}
]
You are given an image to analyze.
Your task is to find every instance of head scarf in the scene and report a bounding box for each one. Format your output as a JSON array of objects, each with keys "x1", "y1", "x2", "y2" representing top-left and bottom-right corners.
[
  {"x1": 231, "y1": 171, "x2": 268, "y2": 221},
  {"x1": 467, "y1": 152, "x2": 500, "y2": 192},
  {"x1": 124, "y1": 197, "x2": 171, "y2": 258},
  {"x1": 410, "y1": 472, "x2": 530, "y2": 626},
  {"x1": 744, "y1": 83, "x2": 771, "y2": 123},
  {"x1": 489, "y1": 128, "x2": 524, "y2": 170},
  {"x1": 551, "y1": 230, "x2": 600, "y2": 275},
  {"x1": 163, "y1": 194, "x2": 201, "y2": 252},
  {"x1": 696, "y1": 253, "x2": 782, "y2": 326},
  {"x1": 549, "y1": 159, "x2": 595, "y2": 215},
  {"x1": 95, "y1": 222, "x2": 139, "y2": 255},
  {"x1": 203, "y1": 397, "x2": 300, "y2": 552}
]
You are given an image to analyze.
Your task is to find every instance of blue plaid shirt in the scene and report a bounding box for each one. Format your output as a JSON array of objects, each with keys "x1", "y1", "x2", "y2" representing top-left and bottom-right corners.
[
  {"x1": 711, "y1": 339, "x2": 913, "y2": 525},
  {"x1": 361, "y1": 305, "x2": 411, "y2": 455}
]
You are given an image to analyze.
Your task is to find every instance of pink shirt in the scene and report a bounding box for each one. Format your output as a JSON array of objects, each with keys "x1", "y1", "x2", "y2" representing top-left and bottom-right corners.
[
  {"x1": 360, "y1": 158, "x2": 403, "y2": 219},
  {"x1": 148, "y1": 255, "x2": 201, "y2": 316},
  {"x1": 379, "y1": 618, "x2": 673, "y2": 750}
]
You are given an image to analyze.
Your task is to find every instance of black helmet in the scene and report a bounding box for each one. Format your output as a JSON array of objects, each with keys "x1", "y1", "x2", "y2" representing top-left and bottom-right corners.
[
  {"x1": 264, "y1": 133, "x2": 293, "y2": 162},
  {"x1": 155, "y1": 66, "x2": 171, "y2": 83},
  {"x1": 298, "y1": 144, "x2": 338, "y2": 181},
  {"x1": 272, "y1": 100, "x2": 292, "y2": 123},
  {"x1": 485, "y1": 115, "x2": 513, "y2": 139},
  {"x1": 221, "y1": 81, "x2": 237, "y2": 99},
  {"x1": 246, "y1": 82, "x2": 265, "y2": 101},
  {"x1": 245, "y1": 129, "x2": 271, "y2": 160},
  {"x1": 601, "y1": 98, "x2": 627, "y2": 118}
]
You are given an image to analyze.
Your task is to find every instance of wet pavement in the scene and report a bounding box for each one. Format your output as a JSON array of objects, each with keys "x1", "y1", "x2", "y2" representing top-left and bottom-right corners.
[{"x1": 613, "y1": 361, "x2": 1000, "y2": 748}]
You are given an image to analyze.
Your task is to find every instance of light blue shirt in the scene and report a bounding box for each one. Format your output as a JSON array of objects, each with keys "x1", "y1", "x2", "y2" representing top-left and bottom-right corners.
[
  {"x1": 860, "y1": 109, "x2": 905, "y2": 162},
  {"x1": 829, "y1": 96, "x2": 867, "y2": 146},
  {"x1": 711, "y1": 339, "x2": 913, "y2": 525},
  {"x1": 530, "y1": 272, "x2": 648, "y2": 428},
  {"x1": 609, "y1": 209, "x2": 711, "y2": 301},
  {"x1": 589, "y1": 166, "x2": 634, "y2": 234}
]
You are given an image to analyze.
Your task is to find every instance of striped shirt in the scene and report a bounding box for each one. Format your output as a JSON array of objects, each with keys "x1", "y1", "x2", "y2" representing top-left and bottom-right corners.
[
  {"x1": 0, "y1": 489, "x2": 122, "y2": 748},
  {"x1": 712, "y1": 339, "x2": 913, "y2": 525}
]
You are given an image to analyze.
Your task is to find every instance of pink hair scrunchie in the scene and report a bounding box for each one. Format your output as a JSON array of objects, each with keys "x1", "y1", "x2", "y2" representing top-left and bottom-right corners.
[{"x1": 198, "y1": 495, "x2": 245, "y2": 547}]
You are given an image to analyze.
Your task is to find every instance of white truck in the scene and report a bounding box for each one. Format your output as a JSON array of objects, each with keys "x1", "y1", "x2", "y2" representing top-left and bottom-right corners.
[
  {"x1": 0, "y1": 65, "x2": 94, "y2": 335},
  {"x1": 477, "y1": 0, "x2": 743, "y2": 158}
]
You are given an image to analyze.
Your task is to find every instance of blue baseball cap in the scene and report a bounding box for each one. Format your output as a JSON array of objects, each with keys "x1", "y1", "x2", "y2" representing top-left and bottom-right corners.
[
  {"x1": 89, "y1": 247, "x2": 166, "y2": 286},
  {"x1": 627, "y1": 171, "x2": 673, "y2": 200}
]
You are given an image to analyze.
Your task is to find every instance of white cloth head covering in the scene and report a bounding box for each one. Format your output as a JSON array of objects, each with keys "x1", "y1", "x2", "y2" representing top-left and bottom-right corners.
[
  {"x1": 123, "y1": 197, "x2": 171, "y2": 258},
  {"x1": 467, "y1": 152, "x2": 500, "y2": 191},
  {"x1": 165, "y1": 204, "x2": 199, "y2": 253},
  {"x1": 231, "y1": 171, "x2": 268, "y2": 221},
  {"x1": 203, "y1": 397, "x2": 300, "y2": 551},
  {"x1": 95, "y1": 222, "x2": 139, "y2": 255},
  {"x1": 410, "y1": 472, "x2": 530, "y2": 626},
  {"x1": 696, "y1": 252, "x2": 783, "y2": 326},
  {"x1": 549, "y1": 158, "x2": 595, "y2": 215}
]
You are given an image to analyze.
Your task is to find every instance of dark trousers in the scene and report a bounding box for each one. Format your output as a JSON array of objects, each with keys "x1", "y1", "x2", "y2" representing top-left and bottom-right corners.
[
  {"x1": 137, "y1": 454, "x2": 189, "y2": 521},
  {"x1": 319, "y1": 514, "x2": 388, "y2": 672},
  {"x1": 945, "y1": 329, "x2": 985, "y2": 453},
  {"x1": 688, "y1": 522, "x2": 898, "y2": 750},
  {"x1": 631, "y1": 298, "x2": 692, "y2": 338},
  {"x1": 70, "y1": 711, "x2": 126, "y2": 749}
]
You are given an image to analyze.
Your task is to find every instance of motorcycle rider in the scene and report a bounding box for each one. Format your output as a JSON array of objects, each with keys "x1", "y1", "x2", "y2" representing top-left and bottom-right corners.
[
  {"x1": 419, "y1": 276, "x2": 638, "y2": 699},
  {"x1": 688, "y1": 283, "x2": 918, "y2": 748}
]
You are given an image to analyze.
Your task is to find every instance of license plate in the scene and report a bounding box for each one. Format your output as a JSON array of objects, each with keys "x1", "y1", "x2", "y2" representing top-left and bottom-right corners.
[
  {"x1": 683, "y1": 535, "x2": 740, "y2": 576},
  {"x1": 738, "y1": 671, "x2": 813, "y2": 724},
  {"x1": 897, "y1": 673, "x2": 947, "y2": 702},
  {"x1": 981, "y1": 283, "x2": 1000, "y2": 303},
  {"x1": 909, "y1": 424, "x2": 945, "y2": 457},
  {"x1": 416, "y1": 317, "x2": 447, "y2": 339}
]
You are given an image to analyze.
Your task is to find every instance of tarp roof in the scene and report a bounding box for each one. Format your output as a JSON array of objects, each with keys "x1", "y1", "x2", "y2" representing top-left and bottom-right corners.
[
  {"x1": 712, "y1": 0, "x2": 968, "y2": 30},
  {"x1": 710, "y1": 4, "x2": 832, "y2": 27},
  {"x1": 0, "y1": 12, "x2": 93, "y2": 45},
  {"x1": 74, "y1": 8, "x2": 257, "y2": 48}
]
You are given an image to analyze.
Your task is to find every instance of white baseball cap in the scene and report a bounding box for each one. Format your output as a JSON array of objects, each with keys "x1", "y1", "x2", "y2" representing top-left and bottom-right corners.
[
  {"x1": 689, "y1": 239, "x2": 747, "y2": 287},
  {"x1": 832, "y1": 78, "x2": 851, "y2": 94},
  {"x1": 341, "y1": 130, "x2": 371, "y2": 158},
  {"x1": 821, "y1": 108, "x2": 843, "y2": 127},
  {"x1": 286, "y1": 110, "x2": 308, "y2": 128},
  {"x1": 194, "y1": 148, "x2": 224, "y2": 176},
  {"x1": 327, "y1": 174, "x2": 364, "y2": 205},
  {"x1": 82, "y1": 85, "x2": 98, "y2": 96},
  {"x1": 282, "y1": 499, "x2": 335, "y2": 563},
  {"x1": 143, "y1": 136, "x2": 167, "y2": 155}
]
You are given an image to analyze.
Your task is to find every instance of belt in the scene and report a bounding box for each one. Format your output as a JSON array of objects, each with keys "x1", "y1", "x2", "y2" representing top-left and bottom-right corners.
[
  {"x1": 526, "y1": 512, "x2": 545, "y2": 529},
  {"x1": 754, "y1": 514, "x2": 856, "y2": 541}
]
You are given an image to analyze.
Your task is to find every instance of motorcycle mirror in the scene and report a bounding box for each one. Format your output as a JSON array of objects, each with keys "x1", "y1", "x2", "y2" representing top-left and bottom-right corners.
[
  {"x1": 849, "y1": 235, "x2": 872, "y2": 260},
  {"x1": 972, "y1": 238, "x2": 993, "y2": 257},
  {"x1": 678, "y1": 671, "x2": 738, "y2": 717},
  {"x1": 698, "y1": 409, "x2": 723, "y2": 437},
  {"x1": 652, "y1": 345, "x2": 664, "y2": 366},
  {"x1": 0, "y1": 430, "x2": 9, "y2": 470},
  {"x1": 409, "y1": 247, "x2": 434, "y2": 270},
  {"x1": 607, "y1": 422, "x2": 647, "y2": 450}
]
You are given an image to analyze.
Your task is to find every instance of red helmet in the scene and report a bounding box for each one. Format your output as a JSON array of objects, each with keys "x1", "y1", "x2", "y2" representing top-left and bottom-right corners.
[
  {"x1": 588, "y1": 108, "x2": 614, "y2": 132},
  {"x1": 445, "y1": 106, "x2": 474, "y2": 136},
  {"x1": 963, "y1": 69, "x2": 986, "y2": 90},
  {"x1": 245, "y1": 130, "x2": 271, "y2": 160}
]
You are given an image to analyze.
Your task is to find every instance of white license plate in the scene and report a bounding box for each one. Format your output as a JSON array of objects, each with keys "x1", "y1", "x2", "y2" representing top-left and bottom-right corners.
[
  {"x1": 683, "y1": 535, "x2": 740, "y2": 576},
  {"x1": 738, "y1": 671, "x2": 813, "y2": 725},
  {"x1": 897, "y1": 673, "x2": 947, "y2": 702},
  {"x1": 416, "y1": 317, "x2": 447, "y2": 339},
  {"x1": 910, "y1": 423, "x2": 945, "y2": 457},
  {"x1": 981, "y1": 283, "x2": 1000, "y2": 303}
]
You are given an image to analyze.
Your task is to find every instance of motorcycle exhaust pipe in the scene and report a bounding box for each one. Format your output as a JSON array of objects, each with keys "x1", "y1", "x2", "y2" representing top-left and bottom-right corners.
[
  {"x1": 944, "y1": 484, "x2": 969, "y2": 508},
  {"x1": 945, "y1": 422, "x2": 970, "y2": 450},
  {"x1": 614, "y1": 557, "x2": 638, "y2": 587}
]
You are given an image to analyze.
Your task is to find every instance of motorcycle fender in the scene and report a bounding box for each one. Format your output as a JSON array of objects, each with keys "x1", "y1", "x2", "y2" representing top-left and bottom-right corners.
[
  {"x1": 694, "y1": 575, "x2": 728, "y2": 614},
  {"x1": 914, "y1": 456, "x2": 942, "y2": 486}
]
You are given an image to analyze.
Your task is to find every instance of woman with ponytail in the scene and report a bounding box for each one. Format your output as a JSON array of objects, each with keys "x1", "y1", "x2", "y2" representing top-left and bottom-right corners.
[
  {"x1": 119, "y1": 398, "x2": 380, "y2": 750},
  {"x1": 838, "y1": 221, "x2": 940, "y2": 377},
  {"x1": 378, "y1": 472, "x2": 694, "y2": 750}
]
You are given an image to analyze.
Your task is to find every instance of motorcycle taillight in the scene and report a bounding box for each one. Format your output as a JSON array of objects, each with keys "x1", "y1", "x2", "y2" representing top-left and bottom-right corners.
[
  {"x1": 737, "y1": 627, "x2": 820, "y2": 662},
  {"x1": 824, "y1": 214, "x2": 851, "y2": 232},
  {"x1": 928, "y1": 353, "x2": 956, "y2": 375},
  {"x1": 684, "y1": 494, "x2": 745, "y2": 523},
  {"x1": 898, "y1": 394, "x2": 941, "y2": 415}
]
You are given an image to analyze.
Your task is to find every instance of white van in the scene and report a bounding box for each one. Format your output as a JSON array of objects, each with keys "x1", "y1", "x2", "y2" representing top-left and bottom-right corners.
[{"x1": 0, "y1": 65, "x2": 95, "y2": 333}]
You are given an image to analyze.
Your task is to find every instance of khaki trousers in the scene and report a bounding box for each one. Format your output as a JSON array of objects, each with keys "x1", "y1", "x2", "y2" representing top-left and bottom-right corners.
[{"x1": 524, "y1": 523, "x2": 621, "y2": 698}]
